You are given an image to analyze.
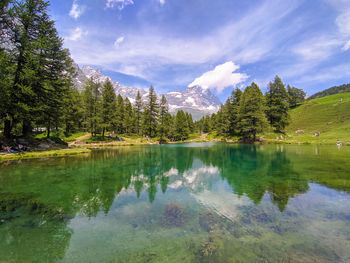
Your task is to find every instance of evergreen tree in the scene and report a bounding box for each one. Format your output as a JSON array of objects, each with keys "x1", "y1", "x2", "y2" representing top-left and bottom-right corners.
[
  {"x1": 100, "y1": 79, "x2": 116, "y2": 137},
  {"x1": 287, "y1": 85, "x2": 306, "y2": 108},
  {"x1": 186, "y1": 112, "x2": 194, "y2": 133},
  {"x1": 158, "y1": 95, "x2": 169, "y2": 140},
  {"x1": 238, "y1": 83, "x2": 268, "y2": 141},
  {"x1": 175, "y1": 110, "x2": 190, "y2": 141},
  {"x1": 123, "y1": 97, "x2": 134, "y2": 135},
  {"x1": 62, "y1": 87, "x2": 84, "y2": 136},
  {"x1": 1, "y1": 0, "x2": 72, "y2": 138},
  {"x1": 142, "y1": 86, "x2": 158, "y2": 137},
  {"x1": 265, "y1": 76, "x2": 290, "y2": 132},
  {"x1": 115, "y1": 94, "x2": 124, "y2": 134},
  {"x1": 83, "y1": 78, "x2": 101, "y2": 136},
  {"x1": 225, "y1": 88, "x2": 242, "y2": 136},
  {"x1": 134, "y1": 91, "x2": 143, "y2": 135},
  {"x1": 203, "y1": 115, "x2": 212, "y2": 133}
]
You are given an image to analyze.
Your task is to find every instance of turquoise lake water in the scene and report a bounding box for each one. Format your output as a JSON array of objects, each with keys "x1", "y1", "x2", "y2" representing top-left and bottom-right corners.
[{"x1": 0, "y1": 143, "x2": 349, "y2": 262}]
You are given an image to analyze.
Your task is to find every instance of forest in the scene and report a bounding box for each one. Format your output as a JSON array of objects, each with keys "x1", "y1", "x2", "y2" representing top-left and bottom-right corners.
[{"x1": 0, "y1": 0, "x2": 306, "y2": 144}]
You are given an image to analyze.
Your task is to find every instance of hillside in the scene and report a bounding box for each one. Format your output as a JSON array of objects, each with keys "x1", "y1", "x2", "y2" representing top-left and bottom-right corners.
[
  {"x1": 285, "y1": 92, "x2": 350, "y2": 144},
  {"x1": 308, "y1": 83, "x2": 350, "y2": 100}
]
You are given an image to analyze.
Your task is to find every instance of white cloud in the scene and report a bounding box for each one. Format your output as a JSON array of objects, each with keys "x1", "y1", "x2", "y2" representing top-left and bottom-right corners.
[
  {"x1": 69, "y1": 0, "x2": 85, "y2": 20},
  {"x1": 188, "y1": 62, "x2": 248, "y2": 93},
  {"x1": 343, "y1": 40, "x2": 350, "y2": 51},
  {"x1": 293, "y1": 38, "x2": 341, "y2": 61},
  {"x1": 66, "y1": 27, "x2": 88, "y2": 41},
  {"x1": 114, "y1": 36, "x2": 125, "y2": 47},
  {"x1": 106, "y1": 0, "x2": 134, "y2": 10},
  {"x1": 159, "y1": 0, "x2": 165, "y2": 5},
  {"x1": 64, "y1": 1, "x2": 301, "y2": 82}
]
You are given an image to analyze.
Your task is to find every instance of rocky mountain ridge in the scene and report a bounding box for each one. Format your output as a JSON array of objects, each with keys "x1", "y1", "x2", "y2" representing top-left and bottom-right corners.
[{"x1": 73, "y1": 64, "x2": 221, "y2": 119}]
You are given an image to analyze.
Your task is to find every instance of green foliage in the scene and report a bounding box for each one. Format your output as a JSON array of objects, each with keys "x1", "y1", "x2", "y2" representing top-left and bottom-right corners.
[
  {"x1": 100, "y1": 79, "x2": 116, "y2": 137},
  {"x1": 266, "y1": 76, "x2": 290, "y2": 132},
  {"x1": 287, "y1": 85, "x2": 306, "y2": 108},
  {"x1": 83, "y1": 78, "x2": 101, "y2": 136},
  {"x1": 134, "y1": 91, "x2": 143, "y2": 135},
  {"x1": 158, "y1": 95, "x2": 169, "y2": 140},
  {"x1": 142, "y1": 86, "x2": 159, "y2": 138},
  {"x1": 1, "y1": 0, "x2": 73, "y2": 138},
  {"x1": 123, "y1": 98, "x2": 134, "y2": 135},
  {"x1": 175, "y1": 110, "x2": 190, "y2": 141},
  {"x1": 238, "y1": 83, "x2": 268, "y2": 141}
]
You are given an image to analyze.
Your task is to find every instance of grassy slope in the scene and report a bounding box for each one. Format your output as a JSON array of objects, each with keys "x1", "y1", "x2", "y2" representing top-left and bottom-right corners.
[{"x1": 284, "y1": 92, "x2": 350, "y2": 144}]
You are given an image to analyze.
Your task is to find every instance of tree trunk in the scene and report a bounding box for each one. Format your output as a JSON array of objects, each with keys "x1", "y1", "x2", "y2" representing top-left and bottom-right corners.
[
  {"x1": 102, "y1": 127, "x2": 105, "y2": 138},
  {"x1": 47, "y1": 121, "x2": 51, "y2": 138},
  {"x1": 4, "y1": 119, "x2": 12, "y2": 139},
  {"x1": 22, "y1": 120, "x2": 32, "y2": 137}
]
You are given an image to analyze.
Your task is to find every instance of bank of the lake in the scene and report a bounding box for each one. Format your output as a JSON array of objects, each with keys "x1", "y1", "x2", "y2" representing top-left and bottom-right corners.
[{"x1": 1, "y1": 133, "x2": 347, "y2": 162}]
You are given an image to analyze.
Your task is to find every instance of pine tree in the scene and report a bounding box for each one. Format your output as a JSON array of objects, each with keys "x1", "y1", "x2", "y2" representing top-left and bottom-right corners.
[
  {"x1": 83, "y1": 78, "x2": 101, "y2": 136},
  {"x1": 287, "y1": 85, "x2": 306, "y2": 108},
  {"x1": 62, "y1": 86, "x2": 84, "y2": 136},
  {"x1": 115, "y1": 94, "x2": 124, "y2": 134},
  {"x1": 1, "y1": 0, "x2": 72, "y2": 138},
  {"x1": 100, "y1": 79, "x2": 116, "y2": 137},
  {"x1": 265, "y1": 76, "x2": 290, "y2": 132},
  {"x1": 203, "y1": 115, "x2": 211, "y2": 133},
  {"x1": 142, "y1": 86, "x2": 158, "y2": 137},
  {"x1": 123, "y1": 97, "x2": 134, "y2": 135},
  {"x1": 226, "y1": 88, "x2": 242, "y2": 136},
  {"x1": 134, "y1": 91, "x2": 143, "y2": 135},
  {"x1": 238, "y1": 83, "x2": 268, "y2": 142},
  {"x1": 186, "y1": 112, "x2": 194, "y2": 133},
  {"x1": 175, "y1": 110, "x2": 190, "y2": 141},
  {"x1": 158, "y1": 95, "x2": 169, "y2": 140}
]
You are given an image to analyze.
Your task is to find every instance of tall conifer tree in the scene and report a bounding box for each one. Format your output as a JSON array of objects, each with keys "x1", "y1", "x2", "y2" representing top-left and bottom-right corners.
[
  {"x1": 265, "y1": 76, "x2": 290, "y2": 132},
  {"x1": 238, "y1": 83, "x2": 268, "y2": 141}
]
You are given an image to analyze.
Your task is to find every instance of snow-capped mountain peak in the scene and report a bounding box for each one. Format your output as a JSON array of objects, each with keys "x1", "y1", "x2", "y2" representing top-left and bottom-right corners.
[{"x1": 73, "y1": 64, "x2": 221, "y2": 119}]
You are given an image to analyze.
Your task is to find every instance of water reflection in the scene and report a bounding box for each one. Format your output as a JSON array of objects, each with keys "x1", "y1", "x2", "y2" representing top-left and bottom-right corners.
[{"x1": 0, "y1": 143, "x2": 349, "y2": 262}]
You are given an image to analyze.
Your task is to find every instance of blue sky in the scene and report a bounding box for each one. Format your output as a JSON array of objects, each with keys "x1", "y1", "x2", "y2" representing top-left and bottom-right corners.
[{"x1": 50, "y1": 0, "x2": 350, "y2": 102}]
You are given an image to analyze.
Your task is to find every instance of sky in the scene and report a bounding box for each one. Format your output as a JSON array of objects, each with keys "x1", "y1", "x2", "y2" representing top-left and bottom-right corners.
[{"x1": 49, "y1": 0, "x2": 350, "y2": 102}]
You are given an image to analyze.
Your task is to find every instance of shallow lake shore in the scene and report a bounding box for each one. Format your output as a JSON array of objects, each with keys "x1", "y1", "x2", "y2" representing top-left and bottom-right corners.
[{"x1": 0, "y1": 136, "x2": 347, "y2": 162}]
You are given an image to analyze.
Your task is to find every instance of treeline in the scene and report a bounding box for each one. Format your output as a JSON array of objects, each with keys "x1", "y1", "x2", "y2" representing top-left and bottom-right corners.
[
  {"x1": 308, "y1": 83, "x2": 350, "y2": 100},
  {"x1": 0, "y1": 0, "x2": 195, "y2": 142},
  {"x1": 0, "y1": 0, "x2": 306, "y2": 143},
  {"x1": 0, "y1": 0, "x2": 73, "y2": 139},
  {"x1": 195, "y1": 76, "x2": 306, "y2": 141},
  {"x1": 75, "y1": 79, "x2": 195, "y2": 141}
]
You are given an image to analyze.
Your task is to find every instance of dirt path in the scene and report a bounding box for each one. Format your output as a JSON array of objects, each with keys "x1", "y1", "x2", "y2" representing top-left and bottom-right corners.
[
  {"x1": 69, "y1": 133, "x2": 91, "y2": 146},
  {"x1": 200, "y1": 133, "x2": 208, "y2": 140}
]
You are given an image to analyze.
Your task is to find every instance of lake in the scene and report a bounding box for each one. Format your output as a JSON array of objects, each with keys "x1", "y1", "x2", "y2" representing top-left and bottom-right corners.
[{"x1": 0, "y1": 143, "x2": 349, "y2": 262}]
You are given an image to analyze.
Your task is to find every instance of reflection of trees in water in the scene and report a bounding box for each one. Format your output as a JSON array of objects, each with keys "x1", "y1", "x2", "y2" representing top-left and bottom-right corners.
[
  {"x1": 196, "y1": 144, "x2": 309, "y2": 211},
  {"x1": 0, "y1": 144, "x2": 349, "y2": 261}
]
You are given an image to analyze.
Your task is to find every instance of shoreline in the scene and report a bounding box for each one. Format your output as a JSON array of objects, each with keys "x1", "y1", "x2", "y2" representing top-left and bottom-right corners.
[{"x1": 1, "y1": 138, "x2": 347, "y2": 163}]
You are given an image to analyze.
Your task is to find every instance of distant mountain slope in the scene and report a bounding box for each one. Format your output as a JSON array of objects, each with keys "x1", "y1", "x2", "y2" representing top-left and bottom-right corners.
[
  {"x1": 73, "y1": 64, "x2": 221, "y2": 119},
  {"x1": 308, "y1": 84, "x2": 350, "y2": 100},
  {"x1": 287, "y1": 92, "x2": 350, "y2": 144}
]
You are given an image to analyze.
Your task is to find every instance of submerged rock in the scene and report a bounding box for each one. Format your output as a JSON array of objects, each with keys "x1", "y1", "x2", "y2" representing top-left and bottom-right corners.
[{"x1": 162, "y1": 202, "x2": 185, "y2": 227}]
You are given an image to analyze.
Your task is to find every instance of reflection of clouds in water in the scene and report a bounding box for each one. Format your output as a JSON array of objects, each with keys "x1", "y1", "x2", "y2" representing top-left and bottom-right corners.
[
  {"x1": 184, "y1": 166, "x2": 219, "y2": 184},
  {"x1": 163, "y1": 168, "x2": 178, "y2": 177},
  {"x1": 192, "y1": 189, "x2": 250, "y2": 221},
  {"x1": 167, "y1": 165, "x2": 220, "y2": 190}
]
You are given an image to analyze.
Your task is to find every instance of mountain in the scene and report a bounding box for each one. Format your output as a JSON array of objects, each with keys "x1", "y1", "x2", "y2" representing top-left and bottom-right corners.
[
  {"x1": 73, "y1": 64, "x2": 221, "y2": 119},
  {"x1": 308, "y1": 83, "x2": 350, "y2": 100}
]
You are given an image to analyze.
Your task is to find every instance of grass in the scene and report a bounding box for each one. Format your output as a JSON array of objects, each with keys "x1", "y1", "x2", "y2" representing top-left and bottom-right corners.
[
  {"x1": 263, "y1": 92, "x2": 350, "y2": 145},
  {"x1": 0, "y1": 148, "x2": 91, "y2": 162},
  {"x1": 35, "y1": 131, "x2": 87, "y2": 142}
]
